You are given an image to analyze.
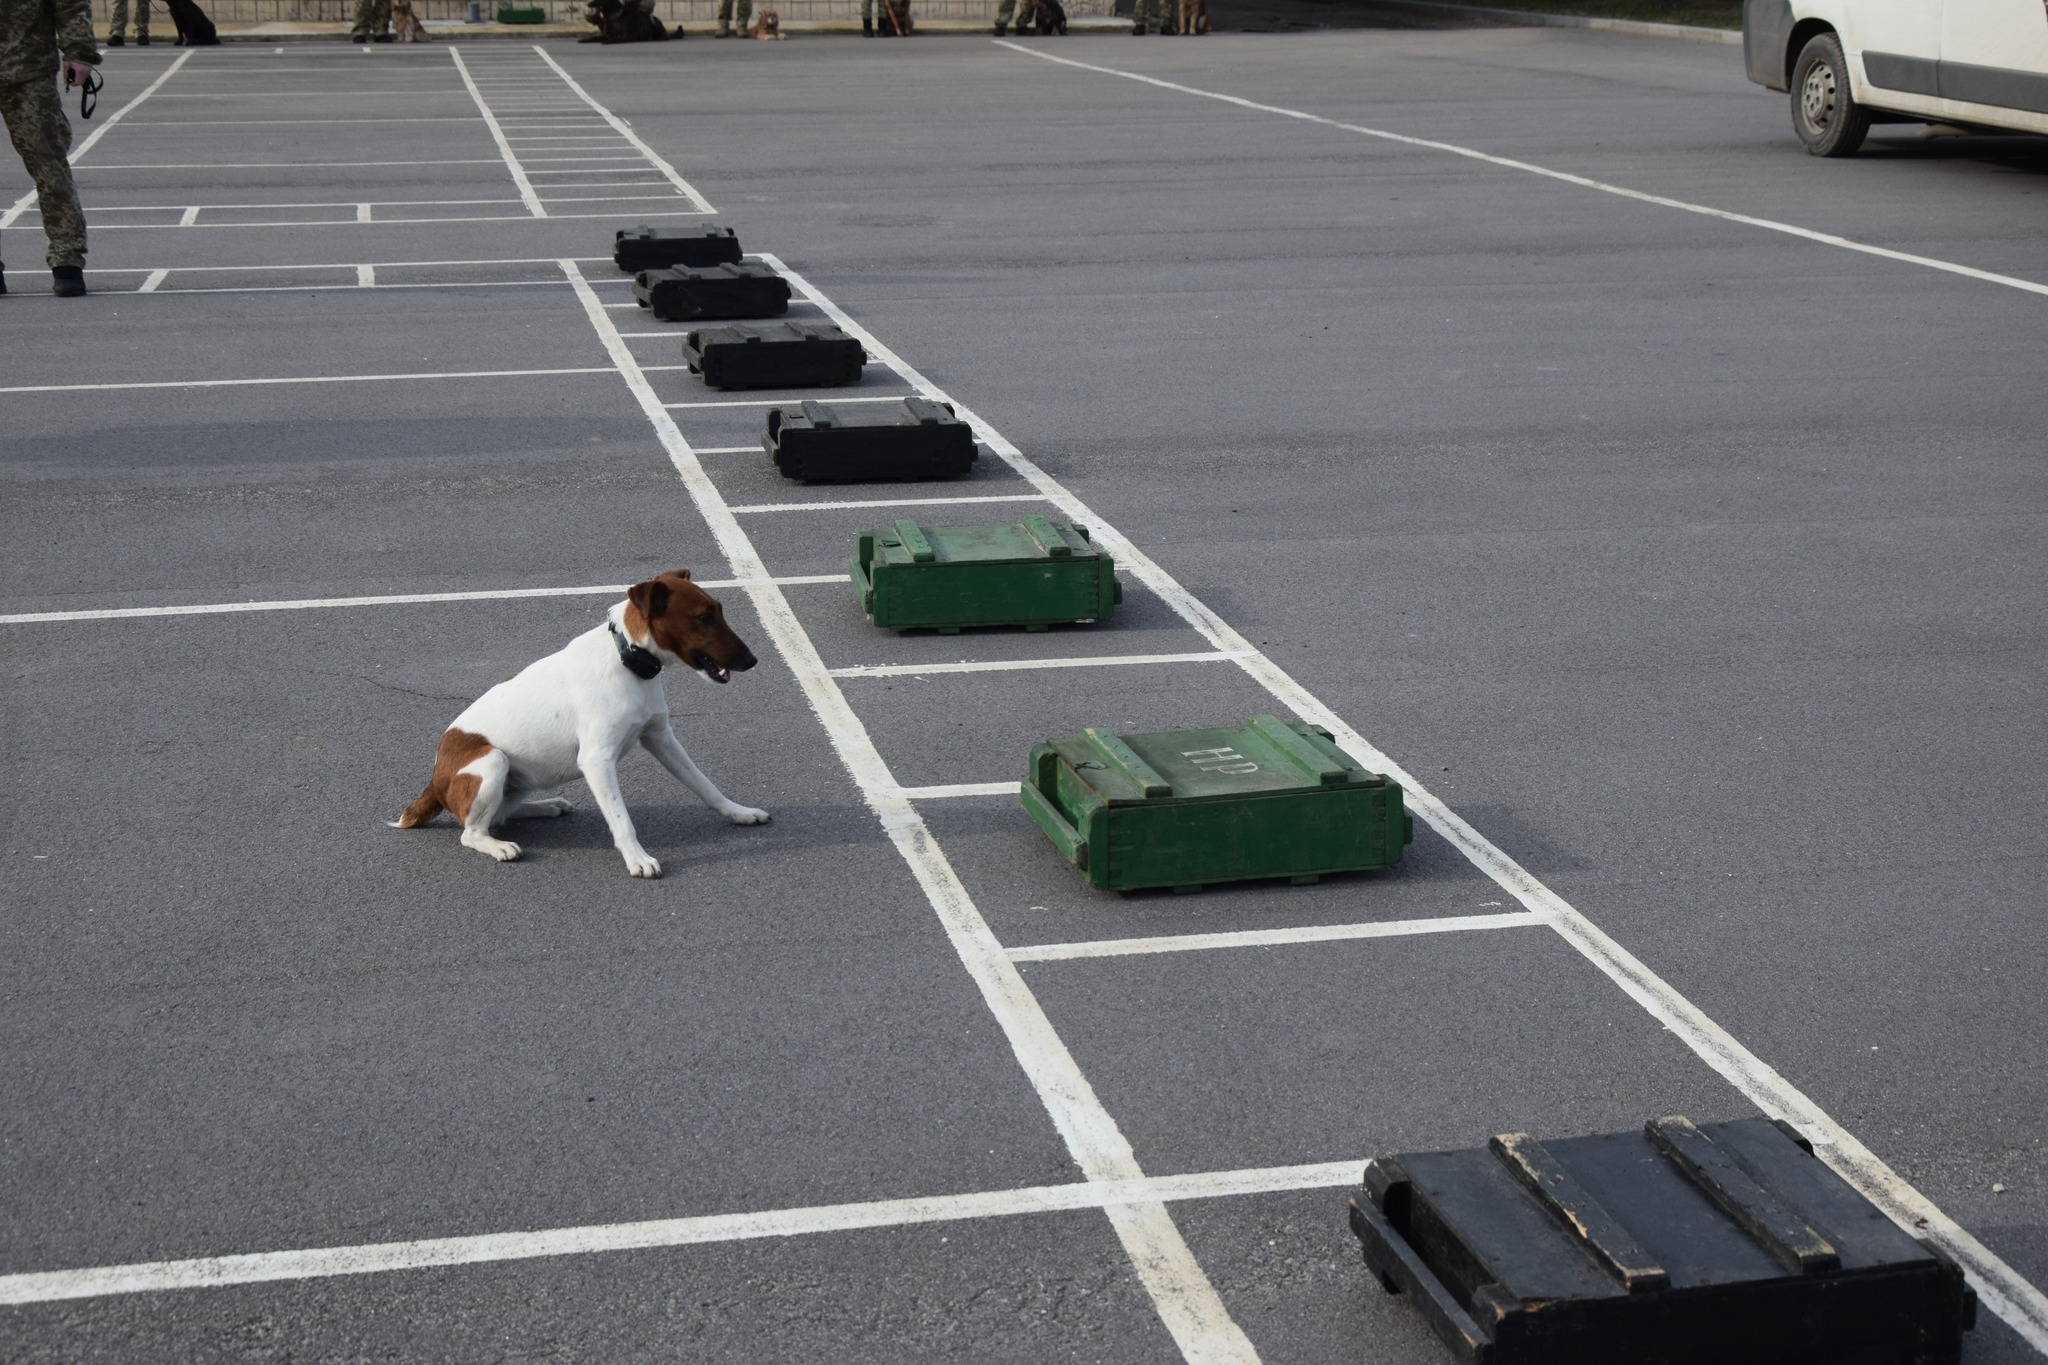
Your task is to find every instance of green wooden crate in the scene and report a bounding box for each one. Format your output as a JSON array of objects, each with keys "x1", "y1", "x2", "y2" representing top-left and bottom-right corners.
[
  {"x1": 850, "y1": 516, "x2": 1120, "y2": 633},
  {"x1": 1021, "y1": 715, "x2": 1412, "y2": 893}
]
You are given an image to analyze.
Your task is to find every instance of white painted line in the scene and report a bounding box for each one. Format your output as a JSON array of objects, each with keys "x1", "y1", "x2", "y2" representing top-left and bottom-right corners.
[
  {"x1": 996, "y1": 41, "x2": 2048, "y2": 302},
  {"x1": 761, "y1": 252, "x2": 2048, "y2": 1353},
  {"x1": 659, "y1": 396, "x2": 913, "y2": 409},
  {"x1": 0, "y1": 367, "x2": 614, "y2": 396},
  {"x1": 177, "y1": 205, "x2": 200, "y2": 226},
  {"x1": 560, "y1": 258, "x2": 1257, "y2": 1365},
  {"x1": 0, "y1": 576, "x2": 844, "y2": 626},
  {"x1": 356, "y1": 203, "x2": 373, "y2": 224},
  {"x1": 133, "y1": 117, "x2": 484, "y2": 125},
  {"x1": 531, "y1": 46, "x2": 716, "y2": 214},
  {"x1": 0, "y1": 1158, "x2": 1358, "y2": 1307},
  {"x1": 136, "y1": 269, "x2": 169, "y2": 293},
  {"x1": 87, "y1": 255, "x2": 611, "y2": 275},
  {"x1": 126, "y1": 278, "x2": 584, "y2": 298},
  {"x1": 79, "y1": 198, "x2": 525, "y2": 214},
  {"x1": 76, "y1": 160, "x2": 507, "y2": 170},
  {"x1": 688, "y1": 445, "x2": 761, "y2": 454},
  {"x1": 0, "y1": 50, "x2": 193, "y2": 230},
  {"x1": 899, "y1": 781, "x2": 1022, "y2": 800},
  {"x1": 57, "y1": 210, "x2": 712, "y2": 231},
  {"x1": 357, "y1": 264, "x2": 376, "y2": 288},
  {"x1": 728, "y1": 494, "x2": 1046, "y2": 515},
  {"x1": 830, "y1": 650, "x2": 1240, "y2": 680},
  {"x1": 448, "y1": 47, "x2": 545, "y2": 218},
  {"x1": 1008, "y1": 912, "x2": 1549, "y2": 964}
]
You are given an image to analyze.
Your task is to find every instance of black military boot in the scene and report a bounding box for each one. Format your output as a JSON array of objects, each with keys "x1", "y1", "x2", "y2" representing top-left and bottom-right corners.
[
  {"x1": 109, "y1": 31, "x2": 125, "y2": 44},
  {"x1": 993, "y1": 19, "x2": 1005, "y2": 33},
  {"x1": 52, "y1": 265, "x2": 85, "y2": 297},
  {"x1": 862, "y1": 15, "x2": 873, "y2": 32},
  {"x1": 1131, "y1": 19, "x2": 1145, "y2": 33},
  {"x1": 0, "y1": 263, "x2": 8, "y2": 295},
  {"x1": 137, "y1": 32, "x2": 150, "y2": 42}
]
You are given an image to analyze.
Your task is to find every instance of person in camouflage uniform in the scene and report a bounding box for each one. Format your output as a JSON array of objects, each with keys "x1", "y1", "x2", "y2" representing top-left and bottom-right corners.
[
  {"x1": 106, "y1": 0, "x2": 149, "y2": 45},
  {"x1": 350, "y1": 0, "x2": 392, "y2": 42},
  {"x1": 1129, "y1": 0, "x2": 1172, "y2": 33},
  {"x1": 0, "y1": 0, "x2": 98, "y2": 295},
  {"x1": 862, "y1": 0, "x2": 908, "y2": 34},
  {"x1": 992, "y1": 0, "x2": 1031, "y2": 35},
  {"x1": 713, "y1": 0, "x2": 749, "y2": 36}
]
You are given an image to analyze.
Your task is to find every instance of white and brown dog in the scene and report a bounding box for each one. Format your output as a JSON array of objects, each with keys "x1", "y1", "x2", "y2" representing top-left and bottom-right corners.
[{"x1": 393, "y1": 571, "x2": 768, "y2": 877}]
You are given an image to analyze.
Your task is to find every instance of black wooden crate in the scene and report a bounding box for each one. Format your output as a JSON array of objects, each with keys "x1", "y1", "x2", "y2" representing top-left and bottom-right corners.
[
  {"x1": 1350, "y1": 1116, "x2": 1975, "y2": 1365},
  {"x1": 765, "y1": 397, "x2": 976, "y2": 482},
  {"x1": 682, "y1": 323, "x2": 865, "y2": 391},
  {"x1": 613, "y1": 224, "x2": 743, "y2": 273},
  {"x1": 633, "y1": 262, "x2": 791, "y2": 322}
]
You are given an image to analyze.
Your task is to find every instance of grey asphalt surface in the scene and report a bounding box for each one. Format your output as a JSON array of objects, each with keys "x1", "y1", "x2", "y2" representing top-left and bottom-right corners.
[{"x1": 2, "y1": 19, "x2": 2044, "y2": 1364}]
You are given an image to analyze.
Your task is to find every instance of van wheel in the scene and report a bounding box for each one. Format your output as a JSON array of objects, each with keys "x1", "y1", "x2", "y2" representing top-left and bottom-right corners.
[{"x1": 1790, "y1": 33, "x2": 1871, "y2": 157}]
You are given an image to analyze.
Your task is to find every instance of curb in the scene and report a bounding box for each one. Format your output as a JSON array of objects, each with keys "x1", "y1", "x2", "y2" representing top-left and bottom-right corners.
[{"x1": 1360, "y1": 0, "x2": 1741, "y2": 45}]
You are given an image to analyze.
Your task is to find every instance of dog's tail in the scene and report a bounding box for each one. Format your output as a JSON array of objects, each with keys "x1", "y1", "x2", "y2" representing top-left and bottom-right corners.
[{"x1": 390, "y1": 784, "x2": 444, "y2": 829}]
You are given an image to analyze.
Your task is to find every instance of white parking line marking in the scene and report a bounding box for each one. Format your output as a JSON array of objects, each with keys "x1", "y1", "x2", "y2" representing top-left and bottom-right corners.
[
  {"x1": 0, "y1": 576, "x2": 845, "y2": 626},
  {"x1": 688, "y1": 445, "x2": 762, "y2": 454},
  {"x1": 0, "y1": 367, "x2": 614, "y2": 396},
  {"x1": 658, "y1": 395, "x2": 912, "y2": 408},
  {"x1": 763, "y1": 254, "x2": 2048, "y2": 1352},
  {"x1": 0, "y1": 1159, "x2": 1359, "y2": 1307},
  {"x1": 88, "y1": 255, "x2": 611, "y2": 274},
  {"x1": 531, "y1": 46, "x2": 715, "y2": 214},
  {"x1": 76, "y1": 159, "x2": 507, "y2": 170},
  {"x1": 998, "y1": 42, "x2": 2048, "y2": 303},
  {"x1": 899, "y1": 781, "x2": 1023, "y2": 800},
  {"x1": 55, "y1": 210, "x2": 713, "y2": 230},
  {"x1": 177, "y1": 205, "x2": 200, "y2": 226},
  {"x1": 729, "y1": 493, "x2": 1045, "y2": 514},
  {"x1": 449, "y1": 48, "x2": 545, "y2": 217},
  {"x1": 1007, "y1": 912, "x2": 1550, "y2": 964},
  {"x1": 136, "y1": 269, "x2": 169, "y2": 292},
  {"x1": 0, "y1": 50, "x2": 193, "y2": 230},
  {"x1": 562, "y1": 258, "x2": 1259, "y2": 1364},
  {"x1": 829, "y1": 651, "x2": 1243, "y2": 680},
  {"x1": 357, "y1": 264, "x2": 376, "y2": 287}
]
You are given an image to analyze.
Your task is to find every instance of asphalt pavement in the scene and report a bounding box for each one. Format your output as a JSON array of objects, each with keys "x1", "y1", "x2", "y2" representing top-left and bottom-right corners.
[{"x1": 2, "y1": 22, "x2": 2043, "y2": 1364}]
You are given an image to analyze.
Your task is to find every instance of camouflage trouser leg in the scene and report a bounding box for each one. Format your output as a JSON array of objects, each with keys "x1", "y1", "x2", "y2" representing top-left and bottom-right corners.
[
  {"x1": 110, "y1": 0, "x2": 151, "y2": 38},
  {"x1": 351, "y1": 0, "x2": 391, "y2": 36},
  {"x1": 996, "y1": 0, "x2": 1032, "y2": 27},
  {"x1": 0, "y1": 78, "x2": 85, "y2": 270},
  {"x1": 715, "y1": 0, "x2": 750, "y2": 30},
  {"x1": 1130, "y1": 0, "x2": 1163, "y2": 27}
]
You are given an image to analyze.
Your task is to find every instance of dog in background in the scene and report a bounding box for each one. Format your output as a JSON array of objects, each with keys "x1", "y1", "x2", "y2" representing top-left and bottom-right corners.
[
  {"x1": 391, "y1": 0, "x2": 430, "y2": 39},
  {"x1": 392, "y1": 571, "x2": 768, "y2": 878},
  {"x1": 1175, "y1": 0, "x2": 1207, "y2": 32},
  {"x1": 746, "y1": 7, "x2": 783, "y2": 36},
  {"x1": 1033, "y1": 0, "x2": 1066, "y2": 34}
]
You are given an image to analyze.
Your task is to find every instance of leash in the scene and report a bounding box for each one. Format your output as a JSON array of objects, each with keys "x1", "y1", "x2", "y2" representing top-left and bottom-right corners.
[
  {"x1": 608, "y1": 620, "x2": 663, "y2": 680},
  {"x1": 75, "y1": 67, "x2": 103, "y2": 119}
]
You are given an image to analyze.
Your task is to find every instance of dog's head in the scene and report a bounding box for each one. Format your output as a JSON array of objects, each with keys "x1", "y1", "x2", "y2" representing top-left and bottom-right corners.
[{"x1": 624, "y1": 571, "x2": 758, "y2": 684}]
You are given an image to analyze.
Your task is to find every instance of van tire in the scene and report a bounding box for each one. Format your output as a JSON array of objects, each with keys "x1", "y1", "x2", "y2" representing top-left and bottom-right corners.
[{"x1": 1790, "y1": 33, "x2": 1871, "y2": 156}]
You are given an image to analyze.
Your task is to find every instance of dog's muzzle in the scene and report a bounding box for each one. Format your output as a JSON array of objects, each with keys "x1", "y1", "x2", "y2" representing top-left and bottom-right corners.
[{"x1": 691, "y1": 648, "x2": 756, "y2": 683}]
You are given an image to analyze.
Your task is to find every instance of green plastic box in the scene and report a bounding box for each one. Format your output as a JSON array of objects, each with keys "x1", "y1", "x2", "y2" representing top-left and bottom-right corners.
[
  {"x1": 851, "y1": 516, "x2": 1120, "y2": 633},
  {"x1": 1022, "y1": 715, "x2": 1412, "y2": 893}
]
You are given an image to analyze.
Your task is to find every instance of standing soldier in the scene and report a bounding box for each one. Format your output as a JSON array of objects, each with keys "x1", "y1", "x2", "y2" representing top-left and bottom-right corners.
[
  {"x1": 0, "y1": 0, "x2": 99, "y2": 296},
  {"x1": 106, "y1": 0, "x2": 149, "y2": 45},
  {"x1": 992, "y1": 0, "x2": 1032, "y2": 36},
  {"x1": 714, "y1": 0, "x2": 749, "y2": 36},
  {"x1": 349, "y1": 0, "x2": 392, "y2": 42}
]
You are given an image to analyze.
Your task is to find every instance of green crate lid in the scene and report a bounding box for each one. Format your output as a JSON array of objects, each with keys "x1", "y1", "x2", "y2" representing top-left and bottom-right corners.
[
  {"x1": 1056, "y1": 715, "x2": 1385, "y2": 804},
  {"x1": 868, "y1": 516, "x2": 1100, "y2": 570}
]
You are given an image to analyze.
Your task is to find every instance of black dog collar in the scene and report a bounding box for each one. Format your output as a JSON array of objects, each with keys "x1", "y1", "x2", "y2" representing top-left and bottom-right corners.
[{"x1": 609, "y1": 619, "x2": 663, "y2": 680}]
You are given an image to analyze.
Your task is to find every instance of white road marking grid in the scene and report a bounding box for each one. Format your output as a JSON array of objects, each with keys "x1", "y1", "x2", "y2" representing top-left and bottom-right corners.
[{"x1": 3, "y1": 42, "x2": 2045, "y2": 1364}]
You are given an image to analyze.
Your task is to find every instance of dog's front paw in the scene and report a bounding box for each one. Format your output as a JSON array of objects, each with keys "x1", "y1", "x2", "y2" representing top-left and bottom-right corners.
[
  {"x1": 623, "y1": 850, "x2": 663, "y2": 878},
  {"x1": 463, "y1": 833, "x2": 523, "y2": 862},
  {"x1": 723, "y1": 805, "x2": 771, "y2": 826}
]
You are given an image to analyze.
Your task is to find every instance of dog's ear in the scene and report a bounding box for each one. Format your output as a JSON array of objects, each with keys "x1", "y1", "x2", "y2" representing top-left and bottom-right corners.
[{"x1": 628, "y1": 577, "x2": 671, "y2": 623}]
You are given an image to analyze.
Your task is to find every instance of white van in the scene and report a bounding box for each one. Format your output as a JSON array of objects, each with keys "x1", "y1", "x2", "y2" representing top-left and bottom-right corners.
[{"x1": 1743, "y1": 0, "x2": 2048, "y2": 154}]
